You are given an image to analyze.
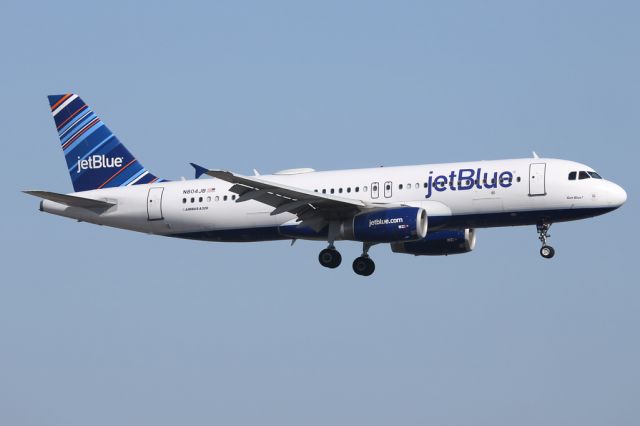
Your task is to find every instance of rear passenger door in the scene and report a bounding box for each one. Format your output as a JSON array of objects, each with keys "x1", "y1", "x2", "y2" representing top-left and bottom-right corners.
[{"x1": 147, "y1": 187, "x2": 164, "y2": 220}]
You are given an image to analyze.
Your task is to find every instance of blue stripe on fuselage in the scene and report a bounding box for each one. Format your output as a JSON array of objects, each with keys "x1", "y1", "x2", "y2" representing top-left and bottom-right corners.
[{"x1": 169, "y1": 207, "x2": 618, "y2": 243}]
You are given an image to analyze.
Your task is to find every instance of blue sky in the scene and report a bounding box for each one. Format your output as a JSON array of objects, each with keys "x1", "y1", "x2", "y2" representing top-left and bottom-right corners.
[{"x1": 1, "y1": 1, "x2": 638, "y2": 425}]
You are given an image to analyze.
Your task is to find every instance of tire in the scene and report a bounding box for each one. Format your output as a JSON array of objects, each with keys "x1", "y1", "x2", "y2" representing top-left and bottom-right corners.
[
  {"x1": 353, "y1": 256, "x2": 375, "y2": 276},
  {"x1": 319, "y1": 248, "x2": 342, "y2": 268},
  {"x1": 540, "y1": 245, "x2": 555, "y2": 259}
]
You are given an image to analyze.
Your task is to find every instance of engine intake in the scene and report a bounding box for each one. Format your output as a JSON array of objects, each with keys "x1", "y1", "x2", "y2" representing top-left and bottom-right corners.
[{"x1": 391, "y1": 229, "x2": 477, "y2": 256}]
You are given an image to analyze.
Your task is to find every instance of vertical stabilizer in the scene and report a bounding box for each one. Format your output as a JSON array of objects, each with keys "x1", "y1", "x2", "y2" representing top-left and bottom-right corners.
[{"x1": 48, "y1": 94, "x2": 164, "y2": 192}]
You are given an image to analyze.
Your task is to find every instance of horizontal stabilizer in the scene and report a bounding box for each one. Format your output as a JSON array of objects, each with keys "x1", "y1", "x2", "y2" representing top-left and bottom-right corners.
[{"x1": 23, "y1": 190, "x2": 115, "y2": 210}]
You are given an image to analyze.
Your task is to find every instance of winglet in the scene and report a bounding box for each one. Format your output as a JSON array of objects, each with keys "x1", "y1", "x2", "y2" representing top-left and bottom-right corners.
[{"x1": 190, "y1": 163, "x2": 209, "y2": 179}]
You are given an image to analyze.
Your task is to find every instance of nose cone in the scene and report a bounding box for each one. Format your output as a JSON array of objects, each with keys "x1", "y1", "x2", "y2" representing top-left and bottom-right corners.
[{"x1": 608, "y1": 182, "x2": 627, "y2": 208}]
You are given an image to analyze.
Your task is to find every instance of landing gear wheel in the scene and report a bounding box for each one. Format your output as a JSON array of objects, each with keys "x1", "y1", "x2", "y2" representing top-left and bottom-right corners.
[
  {"x1": 352, "y1": 256, "x2": 375, "y2": 276},
  {"x1": 536, "y1": 223, "x2": 555, "y2": 259},
  {"x1": 319, "y1": 248, "x2": 342, "y2": 268},
  {"x1": 540, "y1": 245, "x2": 555, "y2": 259}
]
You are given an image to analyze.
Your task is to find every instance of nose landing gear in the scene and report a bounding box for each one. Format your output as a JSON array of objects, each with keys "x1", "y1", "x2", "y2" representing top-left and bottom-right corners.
[{"x1": 537, "y1": 223, "x2": 555, "y2": 259}]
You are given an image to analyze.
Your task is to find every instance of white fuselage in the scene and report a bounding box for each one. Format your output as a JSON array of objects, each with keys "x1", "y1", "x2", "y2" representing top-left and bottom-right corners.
[{"x1": 39, "y1": 158, "x2": 627, "y2": 242}]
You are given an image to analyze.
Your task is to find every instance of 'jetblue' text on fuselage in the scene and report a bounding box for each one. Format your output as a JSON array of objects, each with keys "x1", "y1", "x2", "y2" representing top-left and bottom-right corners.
[{"x1": 425, "y1": 168, "x2": 513, "y2": 198}]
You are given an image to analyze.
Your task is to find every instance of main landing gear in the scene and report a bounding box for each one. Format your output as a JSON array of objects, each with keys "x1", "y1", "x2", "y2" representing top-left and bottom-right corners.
[
  {"x1": 352, "y1": 243, "x2": 375, "y2": 277},
  {"x1": 537, "y1": 222, "x2": 555, "y2": 259},
  {"x1": 318, "y1": 243, "x2": 376, "y2": 276},
  {"x1": 318, "y1": 245, "x2": 342, "y2": 268}
]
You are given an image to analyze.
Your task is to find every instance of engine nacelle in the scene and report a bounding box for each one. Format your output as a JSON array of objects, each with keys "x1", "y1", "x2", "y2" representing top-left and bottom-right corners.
[
  {"x1": 390, "y1": 229, "x2": 477, "y2": 256},
  {"x1": 343, "y1": 207, "x2": 428, "y2": 243}
]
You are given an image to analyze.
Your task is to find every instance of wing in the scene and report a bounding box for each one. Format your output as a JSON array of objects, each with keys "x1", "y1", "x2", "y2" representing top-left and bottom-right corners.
[{"x1": 192, "y1": 164, "x2": 371, "y2": 231}]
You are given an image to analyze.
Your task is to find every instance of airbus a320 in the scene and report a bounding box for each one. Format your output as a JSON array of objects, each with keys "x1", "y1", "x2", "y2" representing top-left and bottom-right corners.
[{"x1": 25, "y1": 94, "x2": 627, "y2": 276}]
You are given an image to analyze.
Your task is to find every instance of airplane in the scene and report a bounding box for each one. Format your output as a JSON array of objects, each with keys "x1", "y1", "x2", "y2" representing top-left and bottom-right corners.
[{"x1": 25, "y1": 94, "x2": 627, "y2": 276}]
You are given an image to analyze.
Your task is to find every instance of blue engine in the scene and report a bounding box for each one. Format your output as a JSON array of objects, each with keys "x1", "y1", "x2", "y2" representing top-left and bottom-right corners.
[
  {"x1": 390, "y1": 229, "x2": 477, "y2": 256},
  {"x1": 278, "y1": 207, "x2": 427, "y2": 243},
  {"x1": 348, "y1": 207, "x2": 428, "y2": 243}
]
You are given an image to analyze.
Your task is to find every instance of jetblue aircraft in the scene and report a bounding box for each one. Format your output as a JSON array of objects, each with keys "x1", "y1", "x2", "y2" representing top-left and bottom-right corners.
[{"x1": 25, "y1": 94, "x2": 627, "y2": 276}]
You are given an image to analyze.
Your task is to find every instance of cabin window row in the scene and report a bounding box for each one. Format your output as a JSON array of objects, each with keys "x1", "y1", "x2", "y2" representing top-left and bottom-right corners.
[
  {"x1": 182, "y1": 194, "x2": 237, "y2": 204},
  {"x1": 314, "y1": 186, "x2": 369, "y2": 194},
  {"x1": 312, "y1": 176, "x2": 521, "y2": 193}
]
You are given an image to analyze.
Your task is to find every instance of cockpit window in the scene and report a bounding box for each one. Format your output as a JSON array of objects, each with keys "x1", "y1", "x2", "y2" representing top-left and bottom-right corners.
[
  {"x1": 578, "y1": 171, "x2": 590, "y2": 180},
  {"x1": 588, "y1": 171, "x2": 602, "y2": 179},
  {"x1": 568, "y1": 171, "x2": 576, "y2": 180}
]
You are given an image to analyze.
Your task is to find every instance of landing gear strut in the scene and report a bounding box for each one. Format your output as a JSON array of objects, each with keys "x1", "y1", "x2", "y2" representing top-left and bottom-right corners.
[
  {"x1": 319, "y1": 245, "x2": 342, "y2": 268},
  {"x1": 537, "y1": 222, "x2": 555, "y2": 259},
  {"x1": 352, "y1": 243, "x2": 376, "y2": 276}
]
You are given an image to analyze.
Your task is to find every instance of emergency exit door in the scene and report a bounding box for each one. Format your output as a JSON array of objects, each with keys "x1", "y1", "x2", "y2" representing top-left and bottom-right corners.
[
  {"x1": 147, "y1": 187, "x2": 164, "y2": 220},
  {"x1": 384, "y1": 181, "x2": 393, "y2": 198},
  {"x1": 371, "y1": 182, "x2": 379, "y2": 199},
  {"x1": 529, "y1": 163, "x2": 546, "y2": 196}
]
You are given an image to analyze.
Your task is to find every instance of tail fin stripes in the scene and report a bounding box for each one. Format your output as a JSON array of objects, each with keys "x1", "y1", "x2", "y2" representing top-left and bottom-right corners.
[{"x1": 47, "y1": 94, "x2": 165, "y2": 192}]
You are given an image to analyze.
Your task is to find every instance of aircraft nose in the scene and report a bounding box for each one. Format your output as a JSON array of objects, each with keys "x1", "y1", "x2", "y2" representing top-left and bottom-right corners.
[{"x1": 608, "y1": 182, "x2": 627, "y2": 207}]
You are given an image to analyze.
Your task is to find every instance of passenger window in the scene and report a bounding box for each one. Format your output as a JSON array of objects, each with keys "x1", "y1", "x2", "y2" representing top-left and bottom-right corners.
[
  {"x1": 207, "y1": 196, "x2": 211, "y2": 202},
  {"x1": 330, "y1": 188, "x2": 335, "y2": 194},
  {"x1": 579, "y1": 171, "x2": 590, "y2": 180},
  {"x1": 223, "y1": 195, "x2": 228, "y2": 201},
  {"x1": 215, "y1": 196, "x2": 219, "y2": 201},
  {"x1": 182, "y1": 198, "x2": 187, "y2": 204},
  {"x1": 363, "y1": 186, "x2": 368, "y2": 192},
  {"x1": 347, "y1": 187, "x2": 351, "y2": 193},
  {"x1": 516, "y1": 177, "x2": 521, "y2": 182},
  {"x1": 322, "y1": 189, "x2": 326, "y2": 194},
  {"x1": 339, "y1": 188, "x2": 343, "y2": 193},
  {"x1": 199, "y1": 197, "x2": 203, "y2": 202},
  {"x1": 588, "y1": 171, "x2": 602, "y2": 179},
  {"x1": 399, "y1": 184, "x2": 403, "y2": 190},
  {"x1": 568, "y1": 171, "x2": 576, "y2": 180},
  {"x1": 415, "y1": 182, "x2": 419, "y2": 188},
  {"x1": 407, "y1": 183, "x2": 412, "y2": 189},
  {"x1": 232, "y1": 195, "x2": 236, "y2": 200},
  {"x1": 355, "y1": 187, "x2": 360, "y2": 193},
  {"x1": 190, "y1": 197, "x2": 195, "y2": 203},
  {"x1": 423, "y1": 182, "x2": 428, "y2": 188}
]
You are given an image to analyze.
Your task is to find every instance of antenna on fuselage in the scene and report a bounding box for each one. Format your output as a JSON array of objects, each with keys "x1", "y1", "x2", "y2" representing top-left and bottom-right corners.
[{"x1": 532, "y1": 151, "x2": 540, "y2": 159}]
